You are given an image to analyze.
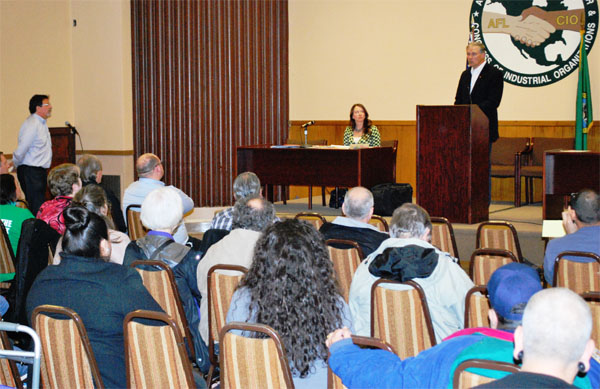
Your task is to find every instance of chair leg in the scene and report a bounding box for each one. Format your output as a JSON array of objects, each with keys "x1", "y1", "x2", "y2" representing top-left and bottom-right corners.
[
  {"x1": 515, "y1": 175, "x2": 521, "y2": 207},
  {"x1": 282, "y1": 185, "x2": 287, "y2": 205},
  {"x1": 206, "y1": 364, "x2": 215, "y2": 387},
  {"x1": 334, "y1": 187, "x2": 340, "y2": 209},
  {"x1": 321, "y1": 186, "x2": 327, "y2": 206},
  {"x1": 308, "y1": 186, "x2": 313, "y2": 210}
]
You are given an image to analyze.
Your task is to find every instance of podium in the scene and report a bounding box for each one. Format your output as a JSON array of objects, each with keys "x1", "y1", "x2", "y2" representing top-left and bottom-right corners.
[{"x1": 416, "y1": 105, "x2": 489, "y2": 224}]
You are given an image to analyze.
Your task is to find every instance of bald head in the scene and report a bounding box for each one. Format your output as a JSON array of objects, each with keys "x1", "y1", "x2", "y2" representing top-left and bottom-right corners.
[
  {"x1": 136, "y1": 153, "x2": 162, "y2": 179},
  {"x1": 572, "y1": 189, "x2": 600, "y2": 225},
  {"x1": 342, "y1": 187, "x2": 374, "y2": 223},
  {"x1": 521, "y1": 288, "x2": 592, "y2": 367}
]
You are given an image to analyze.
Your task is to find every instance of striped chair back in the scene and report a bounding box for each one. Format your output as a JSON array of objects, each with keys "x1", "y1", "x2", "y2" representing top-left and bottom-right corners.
[
  {"x1": 476, "y1": 221, "x2": 523, "y2": 261},
  {"x1": 453, "y1": 359, "x2": 520, "y2": 389},
  {"x1": 582, "y1": 292, "x2": 600, "y2": 348},
  {"x1": 0, "y1": 222, "x2": 15, "y2": 275},
  {"x1": 206, "y1": 265, "x2": 248, "y2": 385},
  {"x1": 220, "y1": 322, "x2": 294, "y2": 389},
  {"x1": 126, "y1": 205, "x2": 145, "y2": 241},
  {"x1": 368, "y1": 215, "x2": 389, "y2": 233},
  {"x1": 554, "y1": 251, "x2": 600, "y2": 294},
  {"x1": 31, "y1": 305, "x2": 104, "y2": 389},
  {"x1": 130, "y1": 260, "x2": 195, "y2": 361},
  {"x1": 294, "y1": 212, "x2": 327, "y2": 230},
  {"x1": 469, "y1": 248, "x2": 519, "y2": 286},
  {"x1": 0, "y1": 331, "x2": 22, "y2": 388},
  {"x1": 431, "y1": 217, "x2": 459, "y2": 260},
  {"x1": 124, "y1": 310, "x2": 194, "y2": 389},
  {"x1": 370, "y1": 279, "x2": 436, "y2": 359},
  {"x1": 325, "y1": 239, "x2": 364, "y2": 303},
  {"x1": 328, "y1": 335, "x2": 395, "y2": 389},
  {"x1": 464, "y1": 286, "x2": 490, "y2": 328}
]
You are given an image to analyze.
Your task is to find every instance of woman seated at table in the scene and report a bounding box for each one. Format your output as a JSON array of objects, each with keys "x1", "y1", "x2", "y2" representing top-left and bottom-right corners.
[
  {"x1": 26, "y1": 206, "x2": 163, "y2": 388},
  {"x1": 226, "y1": 219, "x2": 353, "y2": 388},
  {"x1": 343, "y1": 103, "x2": 381, "y2": 147},
  {"x1": 53, "y1": 185, "x2": 130, "y2": 265}
]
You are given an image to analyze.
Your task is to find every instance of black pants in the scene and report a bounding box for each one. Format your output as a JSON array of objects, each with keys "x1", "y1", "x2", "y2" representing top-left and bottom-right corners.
[{"x1": 17, "y1": 165, "x2": 47, "y2": 216}]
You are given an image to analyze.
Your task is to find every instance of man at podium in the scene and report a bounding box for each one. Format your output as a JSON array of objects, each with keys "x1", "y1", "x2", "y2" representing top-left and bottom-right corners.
[{"x1": 454, "y1": 42, "x2": 504, "y2": 144}]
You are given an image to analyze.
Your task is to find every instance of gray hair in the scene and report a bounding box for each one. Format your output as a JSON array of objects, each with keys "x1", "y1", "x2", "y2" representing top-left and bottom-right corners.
[
  {"x1": 522, "y1": 288, "x2": 592, "y2": 366},
  {"x1": 232, "y1": 196, "x2": 275, "y2": 232},
  {"x1": 77, "y1": 154, "x2": 103, "y2": 183},
  {"x1": 572, "y1": 189, "x2": 599, "y2": 224},
  {"x1": 140, "y1": 187, "x2": 183, "y2": 231},
  {"x1": 233, "y1": 172, "x2": 261, "y2": 201},
  {"x1": 136, "y1": 153, "x2": 161, "y2": 177},
  {"x1": 467, "y1": 41, "x2": 486, "y2": 53},
  {"x1": 343, "y1": 187, "x2": 374, "y2": 220},
  {"x1": 389, "y1": 203, "x2": 432, "y2": 239}
]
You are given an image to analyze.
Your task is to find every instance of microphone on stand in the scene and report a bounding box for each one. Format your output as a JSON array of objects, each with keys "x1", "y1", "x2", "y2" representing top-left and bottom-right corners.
[
  {"x1": 301, "y1": 120, "x2": 315, "y2": 128},
  {"x1": 65, "y1": 121, "x2": 85, "y2": 153},
  {"x1": 301, "y1": 121, "x2": 315, "y2": 147}
]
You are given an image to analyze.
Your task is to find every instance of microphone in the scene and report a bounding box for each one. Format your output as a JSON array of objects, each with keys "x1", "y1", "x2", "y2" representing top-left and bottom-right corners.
[
  {"x1": 301, "y1": 121, "x2": 315, "y2": 128},
  {"x1": 65, "y1": 121, "x2": 79, "y2": 135}
]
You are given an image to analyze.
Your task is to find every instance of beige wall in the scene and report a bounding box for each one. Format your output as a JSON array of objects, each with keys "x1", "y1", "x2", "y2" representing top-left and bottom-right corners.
[
  {"x1": 0, "y1": 0, "x2": 134, "y2": 194},
  {"x1": 289, "y1": 0, "x2": 600, "y2": 121}
]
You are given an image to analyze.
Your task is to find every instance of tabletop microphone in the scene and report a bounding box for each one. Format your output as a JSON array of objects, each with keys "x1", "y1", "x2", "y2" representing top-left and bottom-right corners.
[
  {"x1": 301, "y1": 121, "x2": 315, "y2": 128},
  {"x1": 65, "y1": 121, "x2": 79, "y2": 135}
]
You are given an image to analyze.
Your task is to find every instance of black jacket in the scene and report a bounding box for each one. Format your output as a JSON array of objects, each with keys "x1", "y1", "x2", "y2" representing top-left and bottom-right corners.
[{"x1": 320, "y1": 222, "x2": 389, "y2": 257}]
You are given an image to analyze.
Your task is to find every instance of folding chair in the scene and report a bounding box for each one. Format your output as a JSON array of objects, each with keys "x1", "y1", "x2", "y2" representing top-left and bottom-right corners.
[
  {"x1": 31, "y1": 305, "x2": 104, "y2": 388},
  {"x1": 582, "y1": 292, "x2": 600, "y2": 348},
  {"x1": 476, "y1": 221, "x2": 523, "y2": 262},
  {"x1": 124, "y1": 309, "x2": 195, "y2": 388},
  {"x1": 553, "y1": 251, "x2": 600, "y2": 294},
  {"x1": 219, "y1": 322, "x2": 294, "y2": 389},
  {"x1": 325, "y1": 239, "x2": 364, "y2": 302},
  {"x1": 430, "y1": 217, "x2": 459, "y2": 260},
  {"x1": 0, "y1": 223, "x2": 16, "y2": 289},
  {"x1": 295, "y1": 212, "x2": 327, "y2": 230},
  {"x1": 369, "y1": 215, "x2": 389, "y2": 233},
  {"x1": 464, "y1": 286, "x2": 490, "y2": 328},
  {"x1": 370, "y1": 279, "x2": 436, "y2": 359},
  {"x1": 469, "y1": 248, "x2": 519, "y2": 286},
  {"x1": 453, "y1": 358, "x2": 520, "y2": 388},
  {"x1": 126, "y1": 204, "x2": 145, "y2": 241},
  {"x1": 206, "y1": 264, "x2": 248, "y2": 386}
]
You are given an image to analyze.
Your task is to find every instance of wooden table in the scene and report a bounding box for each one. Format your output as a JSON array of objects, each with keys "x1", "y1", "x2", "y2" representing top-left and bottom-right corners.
[{"x1": 237, "y1": 145, "x2": 395, "y2": 208}]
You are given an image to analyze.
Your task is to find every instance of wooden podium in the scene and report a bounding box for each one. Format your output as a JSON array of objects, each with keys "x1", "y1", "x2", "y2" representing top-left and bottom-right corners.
[
  {"x1": 49, "y1": 127, "x2": 76, "y2": 167},
  {"x1": 416, "y1": 105, "x2": 489, "y2": 224}
]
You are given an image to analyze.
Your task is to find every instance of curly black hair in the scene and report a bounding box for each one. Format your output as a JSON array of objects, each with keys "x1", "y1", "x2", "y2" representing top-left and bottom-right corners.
[{"x1": 238, "y1": 218, "x2": 345, "y2": 378}]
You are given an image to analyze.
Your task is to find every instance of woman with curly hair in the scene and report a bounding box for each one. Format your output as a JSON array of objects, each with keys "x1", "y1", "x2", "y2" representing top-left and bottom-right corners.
[{"x1": 226, "y1": 218, "x2": 353, "y2": 388}]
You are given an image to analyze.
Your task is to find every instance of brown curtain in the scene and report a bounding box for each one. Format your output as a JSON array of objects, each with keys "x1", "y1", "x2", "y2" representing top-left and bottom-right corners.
[{"x1": 131, "y1": 0, "x2": 288, "y2": 206}]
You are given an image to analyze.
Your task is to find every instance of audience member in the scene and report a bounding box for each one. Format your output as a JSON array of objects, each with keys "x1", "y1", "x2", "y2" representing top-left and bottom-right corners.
[
  {"x1": 348, "y1": 203, "x2": 473, "y2": 341},
  {"x1": 328, "y1": 264, "x2": 598, "y2": 388},
  {"x1": 12, "y1": 95, "x2": 53, "y2": 216},
  {"x1": 0, "y1": 174, "x2": 34, "y2": 256},
  {"x1": 210, "y1": 171, "x2": 261, "y2": 230},
  {"x1": 476, "y1": 288, "x2": 596, "y2": 388},
  {"x1": 320, "y1": 186, "x2": 388, "y2": 256},
  {"x1": 36, "y1": 163, "x2": 82, "y2": 234},
  {"x1": 122, "y1": 153, "x2": 194, "y2": 245},
  {"x1": 544, "y1": 189, "x2": 600, "y2": 285},
  {"x1": 197, "y1": 195, "x2": 275, "y2": 343},
  {"x1": 26, "y1": 206, "x2": 163, "y2": 388},
  {"x1": 122, "y1": 186, "x2": 207, "y2": 371},
  {"x1": 77, "y1": 154, "x2": 126, "y2": 233},
  {"x1": 227, "y1": 219, "x2": 353, "y2": 388},
  {"x1": 53, "y1": 185, "x2": 130, "y2": 265},
  {"x1": 0, "y1": 151, "x2": 25, "y2": 203}
]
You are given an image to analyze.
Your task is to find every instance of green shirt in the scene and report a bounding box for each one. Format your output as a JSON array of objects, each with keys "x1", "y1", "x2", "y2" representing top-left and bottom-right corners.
[{"x1": 1, "y1": 203, "x2": 34, "y2": 256}]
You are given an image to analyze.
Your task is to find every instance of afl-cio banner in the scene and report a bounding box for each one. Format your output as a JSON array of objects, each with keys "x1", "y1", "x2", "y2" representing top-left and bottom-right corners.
[{"x1": 470, "y1": 0, "x2": 598, "y2": 87}]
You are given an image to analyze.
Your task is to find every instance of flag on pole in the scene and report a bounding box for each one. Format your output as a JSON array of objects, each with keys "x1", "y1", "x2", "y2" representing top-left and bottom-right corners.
[{"x1": 575, "y1": 28, "x2": 593, "y2": 150}]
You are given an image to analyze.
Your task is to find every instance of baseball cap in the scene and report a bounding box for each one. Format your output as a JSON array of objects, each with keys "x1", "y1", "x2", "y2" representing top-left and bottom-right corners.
[{"x1": 487, "y1": 263, "x2": 542, "y2": 321}]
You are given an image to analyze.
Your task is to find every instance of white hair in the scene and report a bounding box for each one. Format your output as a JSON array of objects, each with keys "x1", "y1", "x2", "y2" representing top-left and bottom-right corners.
[
  {"x1": 343, "y1": 187, "x2": 374, "y2": 220},
  {"x1": 140, "y1": 187, "x2": 183, "y2": 231},
  {"x1": 522, "y1": 288, "x2": 592, "y2": 365}
]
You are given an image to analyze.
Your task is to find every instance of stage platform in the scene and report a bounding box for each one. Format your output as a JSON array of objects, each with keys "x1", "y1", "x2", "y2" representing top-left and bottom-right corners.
[{"x1": 185, "y1": 197, "x2": 548, "y2": 268}]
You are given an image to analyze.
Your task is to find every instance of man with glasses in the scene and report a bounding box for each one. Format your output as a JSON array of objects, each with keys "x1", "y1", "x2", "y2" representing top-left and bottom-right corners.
[
  {"x1": 122, "y1": 153, "x2": 195, "y2": 246},
  {"x1": 12, "y1": 94, "x2": 53, "y2": 215}
]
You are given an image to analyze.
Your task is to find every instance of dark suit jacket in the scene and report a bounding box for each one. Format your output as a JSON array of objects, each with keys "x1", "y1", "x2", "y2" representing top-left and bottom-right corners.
[
  {"x1": 454, "y1": 63, "x2": 504, "y2": 143},
  {"x1": 320, "y1": 222, "x2": 389, "y2": 257}
]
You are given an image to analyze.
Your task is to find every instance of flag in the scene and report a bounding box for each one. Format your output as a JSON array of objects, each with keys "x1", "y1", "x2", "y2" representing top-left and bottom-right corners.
[{"x1": 575, "y1": 29, "x2": 593, "y2": 150}]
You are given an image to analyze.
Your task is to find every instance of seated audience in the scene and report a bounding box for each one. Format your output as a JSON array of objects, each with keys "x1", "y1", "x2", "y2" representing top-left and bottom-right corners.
[
  {"x1": 210, "y1": 171, "x2": 261, "y2": 230},
  {"x1": 226, "y1": 219, "x2": 353, "y2": 388},
  {"x1": 36, "y1": 163, "x2": 82, "y2": 234},
  {"x1": 77, "y1": 154, "x2": 127, "y2": 233},
  {"x1": 197, "y1": 195, "x2": 275, "y2": 343},
  {"x1": 544, "y1": 189, "x2": 600, "y2": 285},
  {"x1": 476, "y1": 288, "x2": 596, "y2": 388},
  {"x1": 122, "y1": 187, "x2": 207, "y2": 371},
  {"x1": 319, "y1": 186, "x2": 388, "y2": 256},
  {"x1": 0, "y1": 174, "x2": 34, "y2": 256},
  {"x1": 349, "y1": 203, "x2": 473, "y2": 341},
  {"x1": 122, "y1": 153, "x2": 194, "y2": 245},
  {"x1": 0, "y1": 151, "x2": 25, "y2": 203},
  {"x1": 328, "y1": 264, "x2": 599, "y2": 388},
  {"x1": 53, "y1": 185, "x2": 130, "y2": 265},
  {"x1": 26, "y1": 206, "x2": 163, "y2": 388}
]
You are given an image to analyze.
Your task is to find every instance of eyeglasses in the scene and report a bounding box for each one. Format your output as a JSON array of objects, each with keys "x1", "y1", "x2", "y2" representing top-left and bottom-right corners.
[{"x1": 41, "y1": 104, "x2": 50, "y2": 107}]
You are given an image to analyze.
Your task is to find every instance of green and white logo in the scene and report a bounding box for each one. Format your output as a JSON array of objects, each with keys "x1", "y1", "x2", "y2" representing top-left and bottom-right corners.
[{"x1": 470, "y1": 0, "x2": 598, "y2": 87}]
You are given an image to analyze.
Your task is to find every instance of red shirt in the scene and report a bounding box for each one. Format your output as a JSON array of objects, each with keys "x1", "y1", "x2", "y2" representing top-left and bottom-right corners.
[{"x1": 36, "y1": 196, "x2": 72, "y2": 235}]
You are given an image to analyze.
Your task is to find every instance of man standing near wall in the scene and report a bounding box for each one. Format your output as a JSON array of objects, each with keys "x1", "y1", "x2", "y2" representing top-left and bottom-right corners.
[{"x1": 12, "y1": 95, "x2": 53, "y2": 215}]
